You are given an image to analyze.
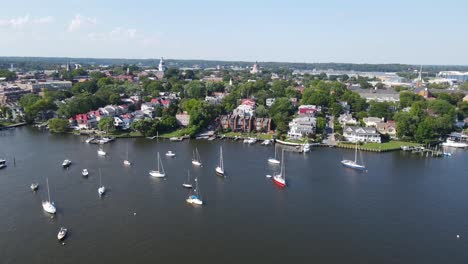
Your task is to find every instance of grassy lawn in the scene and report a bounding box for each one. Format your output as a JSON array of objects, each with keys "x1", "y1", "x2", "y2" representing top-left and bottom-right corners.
[
  {"x1": 0, "y1": 121, "x2": 15, "y2": 127},
  {"x1": 159, "y1": 128, "x2": 191, "y2": 138},
  {"x1": 340, "y1": 140, "x2": 421, "y2": 151},
  {"x1": 222, "y1": 131, "x2": 273, "y2": 140}
]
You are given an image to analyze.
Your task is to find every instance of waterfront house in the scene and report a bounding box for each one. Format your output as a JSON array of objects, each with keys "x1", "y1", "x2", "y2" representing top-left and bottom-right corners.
[
  {"x1": 363, "y1": 117, "x2": 384, "y2": 127},
  {"x1": 69, "y1": 114, "x2": 97, "y2": 130},
  {"x1": 376, "y1": 121, "x2": 397, "y2": 138},
  {"x1": 343, "y1": 126, "x2": 381, "y2": 143},
  {"x1": 338, "y1": 113, "x2": 358, "y2": 126},
  {"x1": 287, "y1": 116, "x2": 316, "y2": 140}
]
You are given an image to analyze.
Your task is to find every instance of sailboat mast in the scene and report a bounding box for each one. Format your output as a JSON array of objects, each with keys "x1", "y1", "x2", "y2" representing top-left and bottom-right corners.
[
  {"x1": 99, "y1": 168, "x2": 102, "y2": 186},
  {"x1": 46, "y1": 178, "x2": 51, "y2": 202},
  {"x1": 220, "y1": 146, "x2": 224, "y2": 170},
  {"x1": 157, "y1": 152, "x2": 160, "y2": 171},
  {"x1": 354, "y1": 143, "x2": 358, "y2": 163}
]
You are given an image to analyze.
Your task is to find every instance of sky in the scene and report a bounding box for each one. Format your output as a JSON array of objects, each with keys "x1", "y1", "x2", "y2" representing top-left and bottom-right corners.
[{"x1": 0, "y1": 0, "x2": 467, "y2": 65}]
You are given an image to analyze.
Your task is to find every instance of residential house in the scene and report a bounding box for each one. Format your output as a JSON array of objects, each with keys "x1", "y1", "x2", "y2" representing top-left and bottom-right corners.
[
  {"x1": 254, "y1": 117, "x2": 272, "y2": 132},
  {"x1": 287, "y1": 116, "x2": 316, "y2": 140},
  {"x1": 376, "y1": 121, "x2": 397, "y2": 138},
  {"x1": 298, "y1": 105, "x2": 321, "y2": 116},
  {"x1": 176, "y1": 112, "x2": 190, "y2": 127},
  {"x1": 266, "y1": 98, "x2": 276, "y2": 107},
  {"x1": 338, "y1": 113, "x2": 357, "y2": 126},
  {"x1": 363, "y1": 117, "x2": 384, "y2": 127},
  {"x1": 343, "y1": 126, "x2": 381, "y2": 143},
  {"x1": 141, "y1": 103, "x2": 154, "y2": 116},
  {"x1": 69, "y1": 114, "x2": 97, "y2": 130}
]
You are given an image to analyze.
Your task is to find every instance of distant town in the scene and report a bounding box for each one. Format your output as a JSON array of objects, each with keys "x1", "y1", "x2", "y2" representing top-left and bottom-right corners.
[{"x1": 1, "y1": 57, "x2": 467, "y2": 151}]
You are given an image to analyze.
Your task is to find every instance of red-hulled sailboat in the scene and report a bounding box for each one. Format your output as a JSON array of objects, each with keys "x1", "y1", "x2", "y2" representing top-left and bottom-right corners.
[{"x1": 273, "y1": 149, "x2": 286, "y2": 188}]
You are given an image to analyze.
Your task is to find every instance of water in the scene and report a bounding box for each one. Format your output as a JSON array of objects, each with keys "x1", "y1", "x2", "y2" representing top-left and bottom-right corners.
[{"x1": 0, "y1": 127, "x2": 467, "y2": 264}]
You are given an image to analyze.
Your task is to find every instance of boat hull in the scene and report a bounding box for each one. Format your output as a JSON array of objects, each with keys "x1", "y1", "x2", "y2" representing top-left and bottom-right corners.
[
  {"x1": 215, "y1": 167, "x2": 224, "y2": 176},
  {"x1": 123, "y1": 160, "x2": 131, "y2": 166},
  {"x1": 186, "y1": 196, "x2": 203, "y2": 205},
  {"x1": 192, "y1": 161, "x2": 202, "y2": 166},
  {"x1": 341, "y1": 160, "x2": 366, "y2": 170},
  {"x1": 268, "y1": 158, "x2": 280, "y2": 164},
  {"x1": 442, "y1": 142, "x2": 468, "y2": 148},
  {"x1": 42, "y1": 201, "x2": 56, "y2": 214},
  {"x1": 182, "y1": 184, "x2": 193, "y2": 188},
  {"x1": 273, "y1": 175, "x2": 286, "y2": 187},
  {"x1": 149, "y1": 171, "x2": 165, "y2": 178}
]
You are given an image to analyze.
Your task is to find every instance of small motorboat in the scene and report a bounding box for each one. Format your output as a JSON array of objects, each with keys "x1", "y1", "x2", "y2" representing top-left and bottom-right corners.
[
  {"x1": 265, "y1": 174, "x2": 272, "y2": 178},
  {"x1": 85, "y1": 137, "x2": 95, "y2": 143},
  {"x1": 165, "y1": 151, "x2": 176, "y2": 157},
  {"x1": 62, "y1": 159, "x2": 71, "y2": 168},
  {"x1": 0, "y1": 159, "x2": 6, "y2": 169},
  {"x1": 98, "y1": 186, "x2": 106, "y2": 196},
  {"x1": 30, "y1": 183, "x2": 39, "y2": 191},
  {"x1": 57, "y1": 227, "x2": 67, "y2": 240},
  {"x1": 261, "y1": 140, "x2": 272, "y2": 146},
  {"x1": 97, "y1": 149, "x2": 107, "y2": 156},
  {"x1": 123, "y1": 160, "x2": 132, "y2": 166},
  {"x1": 82, "y1": 169, "x2": 89, "y2": 177}
]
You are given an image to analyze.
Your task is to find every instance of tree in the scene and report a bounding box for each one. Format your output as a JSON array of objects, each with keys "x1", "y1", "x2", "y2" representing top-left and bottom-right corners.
[
  {"x1": 48, "y1": 118, "x2": 70, "y2": 133},
  {"x1": 368, "y1": 101, "x2": 394, "y2": 120},
  {"x1": 460, "y1": 82, "x2": 468, "y2": 91},
  {"x1": 399, "y1": 92, "x2": 424, "y2": 108},
  {"x1": 0, "y1": 69, "x2": 17, "y2": 81},
  {"x1": 98, "y1": 117, "x2": 116, "y2": 132},
  {"x1": 255, "y1": 105, "x2": 269, "y2": 118},
  {"x1": 184, "y1": 81, "x2": 206, "y2": 99},
  {"x1": 316, "y1": 117, "x2": 327, "y2": 134},
  {"x1": 270, "y1": 98, "x2": 295, "y2": 135}
]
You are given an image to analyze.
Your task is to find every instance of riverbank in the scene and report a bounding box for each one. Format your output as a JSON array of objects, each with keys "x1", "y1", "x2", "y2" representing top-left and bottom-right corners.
[
  {"x1": 337, "y1": 141, "x2": 421, "y2": 152},
  {"x1": 0, "y1": 122, "x2": 27, "y2": 129}
]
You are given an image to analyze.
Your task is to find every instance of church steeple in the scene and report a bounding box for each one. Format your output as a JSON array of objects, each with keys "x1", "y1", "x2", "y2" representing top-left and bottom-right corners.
[{"x1": 158, "y1": 57, "x2": 166, "y2": 72}]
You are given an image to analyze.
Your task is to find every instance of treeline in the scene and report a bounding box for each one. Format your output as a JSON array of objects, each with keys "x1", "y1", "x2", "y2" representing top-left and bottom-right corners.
[{"x1": 3, "y1": 56, "x2": 468, "y2": 73}]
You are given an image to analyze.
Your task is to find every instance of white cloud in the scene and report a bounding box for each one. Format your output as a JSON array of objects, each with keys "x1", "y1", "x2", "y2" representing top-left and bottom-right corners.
[
  {"x1": 33, "y1": 16, "x2": 55, "y2": 24},
  {"x1": 0, "y1": 15, "x2": 30, "y2": 28},
  {"x1": 67, "y1": 14, "x2": 97, "y2": 32}
]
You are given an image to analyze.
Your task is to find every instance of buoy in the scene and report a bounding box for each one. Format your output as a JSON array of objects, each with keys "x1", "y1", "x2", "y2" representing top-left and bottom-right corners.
[
  {"x1": 134, "y1": 212, "x2": 136, "y2": 216},
  {"x1": 62, "y1": 242, "x2": 66, "y2": 245},
  {"x1": 457, "y1": 235, "x2": 460, "y2": 239}
]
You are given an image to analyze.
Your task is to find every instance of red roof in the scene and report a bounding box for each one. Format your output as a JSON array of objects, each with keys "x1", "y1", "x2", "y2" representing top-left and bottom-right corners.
[
  {"x1": 241, "y1": 99, "x2": 256, "y2": 107},
  {"x1": 150, "y1": 98, "x2": 159, "y2": 104},
  {"x1": 160, "y1": 99, "x2": 171, "y2": 106}
]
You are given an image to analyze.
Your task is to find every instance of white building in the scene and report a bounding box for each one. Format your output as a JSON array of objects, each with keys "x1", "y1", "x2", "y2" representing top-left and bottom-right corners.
[
  {"x1": 338, "y1": 113, "x2": 357, "y2": 126},
  {"x1": 343, "y1": 126, "x2": 381, "y2": 143},
  {"x1": 287, "y1": 116, "x2": 316, "y2": 140},
  {"x1": 363, "y1": 117, "x2": 384, "y2": 127},
  {"x1": 266, "y1": 98, "x2": 276, "y2": 107}
]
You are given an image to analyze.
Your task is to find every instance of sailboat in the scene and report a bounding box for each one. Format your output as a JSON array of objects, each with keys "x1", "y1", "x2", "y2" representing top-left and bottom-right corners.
[
  {"x1": 57, "y1": 227, "x2": 68, "y2": 240},
  {"x1": 186, "y1": 178, "x2": 203, "y2": 205},
  {"x1": 42, "y1": 178, "x2": 56, "y2": 214},
  {"x1": 268, "y1": 145, "x2": 280, "y2": 164},
  {"x1": 30, "y1": 183, "x2": 39, "y2": 191},
  {"x1": 273, "y1": 149, "x2": 286, "y2": 188},
  {"x1": 98, "y1": 168, "x2": 106, "y2": 196},
  {"x1": 341, "y1": 143, "x2": 366, "y2": 170},
  {"x1": 191, "y1": 148, "x2": 202, "y2": 166},
  {"x1": 149, "y1": 152, "x2": 166, "y2": 177},
  {"x1": 215, "y1": 146, "x2": 225, "y2": 176},
  {"x1": 97, "y1": 147, "x2": 106, "y2": 156},
  {"x1": 123, "y1": 143, "x2": 131, "y2": 166},
  {"x1": 62, "y1": 159, "x2": 71, "y2": 168},
  {"x1": 182, "y1": 170, "x2": 193, "y2": 188}
]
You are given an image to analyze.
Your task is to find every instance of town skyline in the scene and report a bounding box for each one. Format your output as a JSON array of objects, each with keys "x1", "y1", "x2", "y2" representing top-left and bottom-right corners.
[{"x1": 1, "y1": 0, "x2": 467, "y2": 65}]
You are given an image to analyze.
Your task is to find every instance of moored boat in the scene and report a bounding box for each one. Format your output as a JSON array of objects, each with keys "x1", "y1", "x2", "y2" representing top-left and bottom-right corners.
[
  {"x1": 191, "y1": 148, "x2": 202, "y2": 166},
  {"x1": 186, "y1": 178, "x2": 203, "y2": 205},
  {"x1": 215, "y1": 146, "x2": 225, "y2": 176},
  {"x1": 62, "y1": 159, "x2": 71, "y2": 168},
  {"x1": 273, "y1": 149, "x2": 286, "y2": 188},
  {"x1": 57, "y1": 227, "x2": 67, "y2": 240},
  {"x1": 0, "y1": 159, "x2": 6, "y2": 169},
  {"x1": 42, "y1": 178, "x2": 56, "y2": 214},
  {"x1": 166, "y1": 151, "x2": 176, "y2": 157},
  {"x1": 341, "y1": 143, "x2": 366, "y2": 170},
  {"x1": 149, "y1": 152, "x2": 166, "y2": 177},
  {"x1": 182, "y1": 170, "x2": 193, "y2": 188},
  {"x1": 97, "y1": 148, "x2": 106, "y2": 156},
  {"x1": 30, "y1": 183, "x2": 39, "y2": 191},
  {"x1": 82, "y1": 169, "x2": 89, "y2": 177}
]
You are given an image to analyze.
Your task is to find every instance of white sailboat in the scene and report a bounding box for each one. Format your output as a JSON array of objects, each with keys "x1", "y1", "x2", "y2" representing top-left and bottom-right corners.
[
  {"x1": 57, "y1": 227, "x2": 67, "y2": 240},
  {"x1": 42, "y1": 178, "x2": 56, "y2": 214},
  {"x1": 97, "y1": 148, "x2": 106, "y2": 156},
  {"x1": 182, "y1": 170, "x2": 193, "y2": 188},
  {"x1": 98, "y1": 168, "x2": 106, "y2": 196},
  {"x1": 268, "y1": 146, "x2": 280, "y2": 164},
  {"x1": 149, "y1": 152, "x2": 166, "y2": 177},
  {"x1": 165, "y1": 150, "x2": 176, "y2": 157},
  {"x1": 273, "y1": 149, "x2": 286, "y2": 188},
  {"x1": 123, "y1": 143, "x2": 131, "y2": 166},
  {"x1": 215, "y1": 146, "x2": 225, "y2": 176},
  {"x1": 30, "y1": 183, "x2": 39, "y2": 191},
  {"x1": 186, "y1": 178, "x2": 203, "y2": 205},
  {"x1": 191, "y1": 148, "x2": 202, "y2": 166},
  {"x1": 341, "y1": 143, "x2": 366, "y2": 170}
]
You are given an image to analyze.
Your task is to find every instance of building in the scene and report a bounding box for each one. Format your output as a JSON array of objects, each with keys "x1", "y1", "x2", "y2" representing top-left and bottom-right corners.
[
  {"x1": 343, "y1": 126, "x2": 381, "y2": 143},
  {"x1": 218, "y1": 114, "x2": 271, "y2": 133},
  {"x1": 250, "y1": 61, "x2": 260, "y2": 74},
  {"x1": 29, "y1": 81, "x2": 72, "y2": 94},
  {"x1": 0, "y1": 86, "x2": 31, "y2": 105},
  {"x1": 176, "y1": 112, "x2": 190, "y2": 127},
  {"x1": 363, "y1": 117, "x2": 384, "y2": 127},
  {"x1": 266, "y1": 98, "x2": 276, "y2": 107},
  {"x1": 69, "y1": 114, "x2": 97, "y2": 130},
  {"x1": 298, "y1": 105, "x2": 320, "y2": 116},
  {"x1": 376, "y1": 121, "x2": 397, "y2": 138},
  {"x1": 287, "y1": 116, "x2": 316, "y2": 139},
  {"x1": 158, "y1": 57, "x2": 166, "y2": 72},
  {"x1": 438, "y1": 71, "x2": 468, "y2": 83},
  {"x1": 338, "y1": 113, "x2": 357, "y2": 126}
]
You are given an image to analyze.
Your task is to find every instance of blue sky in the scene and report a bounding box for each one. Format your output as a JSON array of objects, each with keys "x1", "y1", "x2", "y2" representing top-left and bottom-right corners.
[{"x1": 0, "y1": 0, "x2": 466, "y2": 65}]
